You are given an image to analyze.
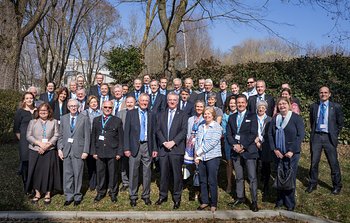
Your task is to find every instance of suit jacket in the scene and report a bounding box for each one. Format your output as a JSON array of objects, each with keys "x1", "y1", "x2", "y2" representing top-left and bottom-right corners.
[
  {"x1": 188, "y1": 90, "x2": 198, "y2": 103},
  {"x1": 197, "y1": 91, "x2": 217, "y2": 105},
  {"x1": 248, "y1": 94, "x2": 275, "y2": 117},
  {"x1": 258, "y1": 116, "x2": 273, "y2": 162},
  {"x1": 69, "y1": 91, "x2": 77, "y2": 99},
  {"x1": 177, "y1": 101, "x2": 195, "y2": 117},
  {"x1": 149, "y1": 93, "x2": 166, "y2": 113},
  {"x1": 226, "y1": 111, "x2": 259, "y2": 160},
  {"x1": 39, "y1": 92, "x2": 56, "y2": 108},
  {"x1": 141, "y1": 84, "x2": 151, "y2": 94},
  {"x1": 156, "y1": 108, "x2": 188, "y2": 156},
  {"x1": 158, "y1": 88, "x2": 169, "y2": 96},
  {"x1": 127, "y1": 90, "x2": 142, "y2": 101},
  {"x1": 91, "y1": 115, "x2": 124, "y2": 158},
  {"x1": 53, "y1": 100, "x2": 68, "y2": 121},
  {"x1": 216, "y1": 91, "x2": 232, "y2": 111},
  {"x1": 27, "y1": 119, "x2": 59, "y2": 151},
  {"x1": 309, "y1": 101, "x2": 344, "y2": 147},
  {"x1": 124, "y1": 108, "x2": 156, "y2": 157},
  {"x1": 268, "y1": 112, "x2": 305, "y2": 154},
  {"x1": 57, "y1": 113, "x2": 91, "y2": 158},
  {"x1": 88, "y1": 84, "x2": 111, "y2": 98}
]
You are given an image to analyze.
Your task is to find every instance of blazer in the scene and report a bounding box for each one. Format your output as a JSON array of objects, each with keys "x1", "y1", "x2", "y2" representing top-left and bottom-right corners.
[
  {"x1": 177, "y1": 101, "x2": 195, "y2": 117},
  {"x1": 188, "y1": 91, "x2": 198, "y2": 103},
  {"x1": 216, "y1": 91, "x2": 232, "y2": 111},
  {"x1": 149, "y1": 93, "x2": 166, "y2": 113},
  {"x1": 309, "y1": 101, "x2": 344, "y2": 147},
  {"x1": 226, "y1": 111, "x2": 259, "y2": 160},
  {"x1": 257, "y1": 116, "x2": 273, "y2": 162},
  {"x1": 53, "y1": 100, "x2": 68, "y2": 121},
  {"x1": 88, "y1": 84, "x2": 111, "y2": 98},
  {"x1": 268, "y1": 112, "x2": 305, "y2": 154},
  {"x1": 57, "y1": 113, "x2": 91, "y2": 158},
  {"x1": 127, "y1": 90, "x2": 142, "y2": 101},
  {"x1": 39, "y1": 92, "x2": 56, "y2": 108},
  {"x1": 91, "y1": 115, "x2": 124, "y2": 158},
  {"x1": 27, "y1": 119, "x2": 59, "y2": 151},
  {"x1": 248, "y1": 94, "x2": 275, "y2": 117},
  {"x1": 156, "y1": 108, "x2": 188, "y2": 156},
  {"x1": 124, "y1": 108, "x2": 156, "y2": 157},
  {"x1": 197, "y1": 91, "x2": 217, "y2": 105}
]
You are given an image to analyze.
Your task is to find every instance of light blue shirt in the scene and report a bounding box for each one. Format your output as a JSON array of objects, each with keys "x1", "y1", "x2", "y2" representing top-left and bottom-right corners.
[
  {"x1": 317, "y1": 100, "x2": 329, "y2": 133},
  {"x1": 138, "y1": 108, "x2": 148, "y2": 140}
]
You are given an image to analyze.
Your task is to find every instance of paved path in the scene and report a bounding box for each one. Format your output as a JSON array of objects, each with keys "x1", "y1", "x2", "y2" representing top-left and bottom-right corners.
[{"x1": 0, "y1": 210, "x2": 337, "y2": 223}]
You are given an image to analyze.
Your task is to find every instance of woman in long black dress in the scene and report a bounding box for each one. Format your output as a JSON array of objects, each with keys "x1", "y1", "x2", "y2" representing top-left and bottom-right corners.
[
  {"x1": 53, "y1": 87, "x2": 69, "y2": 123},
  {"x1": 13, "y1": 92, "x2": 37, "y2": 192},
  {"x1": 26, "y1": 103, "x2": 61, "y2": 205}
]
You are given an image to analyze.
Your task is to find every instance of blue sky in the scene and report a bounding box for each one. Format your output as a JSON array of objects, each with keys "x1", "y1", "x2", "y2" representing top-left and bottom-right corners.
[{"x1": 116, "y1": 1, "x2": 349, "y2": 53}]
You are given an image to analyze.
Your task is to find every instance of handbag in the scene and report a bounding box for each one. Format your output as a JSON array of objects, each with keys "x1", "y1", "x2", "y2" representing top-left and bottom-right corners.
[
  {"x1": 273, "y1": 159, "x2": 295, "y2": 190},
  {"x1": 193, "y1": 164, "x2": 200, "y2": 187}
]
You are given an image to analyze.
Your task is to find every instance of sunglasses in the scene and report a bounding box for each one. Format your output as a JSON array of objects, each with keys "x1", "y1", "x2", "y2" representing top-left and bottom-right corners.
[
  {"x1": 104, "y1": 106, "x2": 113, "y2": 109},
  {"x1": 247, "y1": 81, "x2": 254, "y2": 84}
]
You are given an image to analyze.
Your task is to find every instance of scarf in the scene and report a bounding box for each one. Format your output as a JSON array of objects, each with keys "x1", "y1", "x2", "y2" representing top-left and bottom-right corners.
[{"x1": 275, "y1": 111, "x2": 292, "y2": 154}]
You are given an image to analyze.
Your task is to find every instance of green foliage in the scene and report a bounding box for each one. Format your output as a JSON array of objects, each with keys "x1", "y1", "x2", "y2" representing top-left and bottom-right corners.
[
  {"x1": 182, "y1": 55, "x2": 350, "y2": 142},
  {"x1": 104, "y1": 45, "x2": 146, "y2": 85},
  {"x1": 0, "y1": 90, "x2": 22, "y2": 144}
]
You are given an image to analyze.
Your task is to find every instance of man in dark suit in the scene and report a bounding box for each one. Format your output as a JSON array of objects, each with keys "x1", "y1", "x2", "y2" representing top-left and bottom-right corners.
[
  {"x1": 57, "y1": 99, "x2": 91, "y2": 206},
  {"x1": 197, "y1": 79, "x2": 216, "y2": 105},
  {"x1": 172, "y1": 78, "x2": 182, "y2": 95},
  {"x1": 248, "y1": 80, "x2": 275, "y2": 117},
  {"x1": 27, "y1": 86, "x2": 44, "y2": 108},
  {"x1": 216, "y1": 79, "x2": 232, "y2": 111},
  {"x1": 306, "y1": 86, "x2": 344, "y2": 195},
  {"x1": 76, "y1": 74, "x2": 85, "y2": 90},
  {"x1": 227, "y1": 94, "x2": 259, "y2": 212},
  {"x1": 39, "y1": 82, "x2": 56, "y2": 108},
  {"x1": 178, "y1": 88, "x2": 195, "y2": 117},
  {"x1": 149, "y1": 80, "x2": 166, "y2": 114},
  {"x1": 98, "y1": 83, "x2": 111, "y2": 109},
  {"x1": 184, "y1": 78, "x2": 198, "y2": 103},
  {"x1": 127, "y1": 78, "x2": 143, "y2": 102},
  {"x1": 88, "y1": 73, "x2": 109, "y2": 98},
  {"x1": 124, "y1": 93, "x2": 158, "y2": 207},
  {"x1": 155, "y1": 92, "x2": 188, "y2": 209},
  {"x1": 195, "y1": 78, "x2": 205, "y2": 94},
  {"x1": 141, "y1": 74, "x2": 151, "y2": 94},
  {"x1": 158, "y1": 77, "x2": 169, "y2": 96},
  {"x1": 91, "y1": 100, "x2": 124, "y2": 203}
]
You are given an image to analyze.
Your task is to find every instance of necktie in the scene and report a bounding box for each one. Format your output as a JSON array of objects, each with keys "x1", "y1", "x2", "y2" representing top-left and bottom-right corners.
[
  {"x1": 151, "y1": 94, "x2": 156, "y2": 106},
  {"x1": 317, "y1": 103, "x2": 326, "y2": 130},
  {"x1": 97, "y1": 85, "x2": 101, "y2": 97},
  {"x1": 145, "y1": 85, "x2": 149, "y2": 94},
  {"x1": 205, "y1": 92, "x2": 208, "y2": 105},
  {"x1": 221, "y1": 92, "x2": 226, "y2": 103},
  {"x1": 104, "y1": 115, "x2": 109, "y2": 121},
  {"x1": 181, "y1": 101, "x2": 186, "y2": 110},
  {"x1": 48, "y1": 93, "x2": 53, "y2": 102},
  {"x1": 259, "y1": 96, "x2": 263, "y2": 101},
  {"x1": 114, "y1": 100, "x2": 120, "y2": 115},
  {"x1": 168, "y1": 110, "x2": 174, "y2": 138},
  {"x1": 136, "y1": 91, "x2": 140, "y2": 101},
  {"x1": 237, "y1": 113, "x2": 243, "y2": 133},
  {"x1": 140, "y1": 111, "x2": 146, "y2": 141},
  {"x1": 70, "y1": 117, "x2": 75, "y2": 133},
  {"x1": 102, "y1": 96, "x2": 106, "y2": 101}
]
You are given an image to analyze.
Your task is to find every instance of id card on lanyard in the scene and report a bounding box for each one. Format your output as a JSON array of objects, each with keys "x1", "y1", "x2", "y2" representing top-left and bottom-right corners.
[
  {"x1": 99, "y1": 116, "x2": 111, "y2": 141},
  {"x1": 42, "y1": 121, "x2": 48, "y2": 143}
]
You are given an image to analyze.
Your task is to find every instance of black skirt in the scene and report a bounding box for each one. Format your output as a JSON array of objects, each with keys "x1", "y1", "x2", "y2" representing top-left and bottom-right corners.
[{"x1": 26, "y1": 149, "x2": 62, "y2": 194}]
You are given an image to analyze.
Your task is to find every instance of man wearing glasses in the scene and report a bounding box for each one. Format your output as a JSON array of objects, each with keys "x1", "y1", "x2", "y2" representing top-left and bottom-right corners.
[
  {"x1": 91, "y1": 100, "x2": 124, "y2": 203},
  {"x1": 242, "y1": 77, "x2": 257, "y2": 99},
  {"x1": 58, "y1": 99, "x2": 91, "y2": 206}
]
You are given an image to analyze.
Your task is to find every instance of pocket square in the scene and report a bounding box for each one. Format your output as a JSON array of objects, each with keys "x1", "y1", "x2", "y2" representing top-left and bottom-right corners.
[{"x1": 245, "y1": 120, "x2": 251, "y2": 122}]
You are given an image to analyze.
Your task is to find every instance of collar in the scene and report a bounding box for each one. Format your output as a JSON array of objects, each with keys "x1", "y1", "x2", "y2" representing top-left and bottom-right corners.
[{"x1": 238, "y1": 110, "x2": 247, "y2": 117}]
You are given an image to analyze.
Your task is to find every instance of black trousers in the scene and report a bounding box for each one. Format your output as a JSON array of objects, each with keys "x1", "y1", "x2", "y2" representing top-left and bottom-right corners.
[{"x1": 96, "y1": 157, "x2": 119, "y2": 196}]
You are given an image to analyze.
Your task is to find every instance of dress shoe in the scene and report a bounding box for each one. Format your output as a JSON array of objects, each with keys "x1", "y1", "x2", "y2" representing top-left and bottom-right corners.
[
  {"x1": 94, "y1": 194, "x2": 105, "y2": 203},
  {"x1": 155, "y1": 197, "x2": 168, "y2": 205},
  {"x1": 331, "y1": 187, "x2": 341, "y2": 195},
  {"x1": 130, "y1": 199, "x2": 137, "y2": 207},
  {"x1": 173, "y1": 201, "x2": 180, "y2": 209},
  {"x1": 274, "y1": 202, "x2": 283, "y2": 209},
  {"x1": 143, "y1": 198, "x2": 152, "y2": 205},
  {"x1": 74, "y1": 200, "x2": 81, "y2": 206},
  {"x1": 305, "y1": 185, "x2": 317, "y2": 193},
  {"x1": 64, "y1": 200, "x2": 74, "y2": 206},
  {"x1": 251, "y1": 201, "x2": 259, "y2": 212},
  {"x1": 287, "y1": 207, "x2": 295, "y2": 211},
  {"x1": 197, "y1": 204, "x2": 209, "y2": 210},
  {"x1": 110, "y1": 195, "x2": 117, "y2": 203},
  {"x1": 228, "y1": 198, "x2": 245, "y2": 207},
  {"x1": 120, "y1": 185, "x2": 129, "y2": 192}
]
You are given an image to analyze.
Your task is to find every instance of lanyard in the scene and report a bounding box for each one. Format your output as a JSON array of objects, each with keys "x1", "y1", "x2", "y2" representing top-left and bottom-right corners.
[
  {"x1": 257, "y1": 114, "x2": 267, "y2": 136},
  {"x1": 59, "y1": 103, "x2": 63, "y2": 116},
  {"x1": 237, "y1": 113, "x2": 244, "y2": 133},
  {"x1": 101, "y1": 116, "x2": 111, "y2": 134},
  {"x1": 42, "y1": 121, "x2": 47, "y2": 138}
]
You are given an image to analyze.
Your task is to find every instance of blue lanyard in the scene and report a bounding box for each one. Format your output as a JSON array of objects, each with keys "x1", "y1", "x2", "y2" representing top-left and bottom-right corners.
[
  {"x1": 101, "y1": 116, "x2": 111, "y2": 134},
  {"x1": 59, "y1": 103, "x2": 63, "y2": 116},
  {"x1": 42, "y1": 121, "x2": 47, "y2": 138},
  {"x1": 257, "y1": 114, "x2": 266, "y2": 132},
  {"x1": 237, "y1": 113, "x2": 244, "y2": 133}
]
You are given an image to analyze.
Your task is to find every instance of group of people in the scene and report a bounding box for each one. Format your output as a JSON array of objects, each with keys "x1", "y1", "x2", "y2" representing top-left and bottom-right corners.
[{"x1": 13, "y1": 73, "x2": 344, "y2": 213}]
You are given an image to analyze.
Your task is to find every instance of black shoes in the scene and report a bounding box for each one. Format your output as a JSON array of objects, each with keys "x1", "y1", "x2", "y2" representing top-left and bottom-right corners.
[
  {"x1": 331, "y1": 187, "x2": 341, "y2": 195},
  {"x1": 94, "y1": 194, "x2": 105, "y2": 203},
  {"x1": 251, "y1": 201, "x2": 259, "y2": 212},
  {"x1": 228, "y1": 198, "x2": 245, "y2": 207},
  {"x1": 64, "y1": 200, "x2": 74, "y2": 206},
  {"x1": 130, "y1": 199, "x2": 137, "y2": 207},
  {"x1": 110, "y1": 195, "x2": 117, "y2": 203},
  {"x1": 305, "y1": 185, "x2": 317, "y2": 193},
  {"x1": 143, "y1": 198, "x2": 152, "y2": 205},
  {"x1": 74, "y1": 200, "x2": 81, "y2": 206},
  {"x1": 155, "y1": 197, "x2": 168, "y2": 205},
  {"x1": 173, "y1": 201, "x2": 180, "y2": 209}
]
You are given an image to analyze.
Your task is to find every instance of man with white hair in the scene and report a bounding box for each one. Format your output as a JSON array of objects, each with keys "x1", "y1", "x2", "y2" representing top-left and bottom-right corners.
[
  {"x1": 184, "y1": 78, "x2": 198, "y2": 103},
  {"x1": 172, "y1": 78, "x2": 182, "y2": 95},
  {"x1": 197, "y1": 79, "x2": 216, "y2": 105},
  {"x1": 27, "y1": 86, "x2": 44, "y2": 107}
]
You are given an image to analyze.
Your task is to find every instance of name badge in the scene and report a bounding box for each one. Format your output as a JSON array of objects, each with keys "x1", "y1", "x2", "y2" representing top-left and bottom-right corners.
[
  {"x1": 320, "y1": 124, "x2": 327, "y2": 129},
  {"x1": 42, "y1": 139, "x2": 48, "y2": 143},
  {"x1": 68, "y1": 138, "x2": 74, "y2": 143},
  {"x1": 235, "y1": 135, "x2": 241, "y2": 141},
  {"x1": 58, "y1": 120, "x2": 61, "y2": 125},
  {"x1": 245, "y1": 119, "x2": 251, "y2": 122},
  {"x1": 99, "y1": 135, "x2": 105, "y2": 141}
]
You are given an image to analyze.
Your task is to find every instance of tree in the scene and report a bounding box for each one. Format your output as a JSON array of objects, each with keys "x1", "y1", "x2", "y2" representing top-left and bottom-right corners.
[
  {"x1": 0, "y1": 0, "x2": 54, "y2": 90},
  {"x1": 73, "y1": 0, "x2": 121, "y2": 86},
  {"x1": 104, "y1": 45, "x2": 146, "y2": 84}
]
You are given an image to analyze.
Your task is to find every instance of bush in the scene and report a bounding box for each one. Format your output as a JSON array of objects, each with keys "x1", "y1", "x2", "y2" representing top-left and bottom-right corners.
[{"x1": 0, "y1": 90, "x2": 22, "y2": 144}]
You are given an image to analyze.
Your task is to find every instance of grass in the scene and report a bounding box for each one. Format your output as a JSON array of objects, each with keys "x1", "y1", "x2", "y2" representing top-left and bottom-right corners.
[{"x1": 0, "y1": 143, "x2": 349, "y2": 222}]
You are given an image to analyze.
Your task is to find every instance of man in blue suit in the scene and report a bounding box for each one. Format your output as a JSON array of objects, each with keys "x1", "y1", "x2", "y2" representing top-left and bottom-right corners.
[
  {"x1": 227, "y1": 94, "x2": 259, "y2": 212},
  {"x1": 306, "y1": 86, "x2": 344, "y2": 195}
]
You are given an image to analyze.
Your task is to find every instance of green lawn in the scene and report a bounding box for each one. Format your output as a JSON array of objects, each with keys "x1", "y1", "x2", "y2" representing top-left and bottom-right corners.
[{"x1": 0, "y1": 143, "x2": 349, "y2": 222}]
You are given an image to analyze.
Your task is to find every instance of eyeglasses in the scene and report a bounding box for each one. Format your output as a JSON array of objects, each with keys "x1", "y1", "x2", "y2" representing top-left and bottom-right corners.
[
  {"x1": 103, "y1": 106, "x2": 113, "y2": 109},
  {"x1": 68, "y1": 105, "x2": 78, "y2": 108}
]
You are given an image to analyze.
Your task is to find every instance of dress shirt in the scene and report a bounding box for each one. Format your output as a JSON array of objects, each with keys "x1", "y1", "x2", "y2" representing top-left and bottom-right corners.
[
  {"x1": 317, "y1": 100, "x2": 329, "y2": 133},
  {"x1": 138, "y1": 108, "x2": 148, "y2": 141}
]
